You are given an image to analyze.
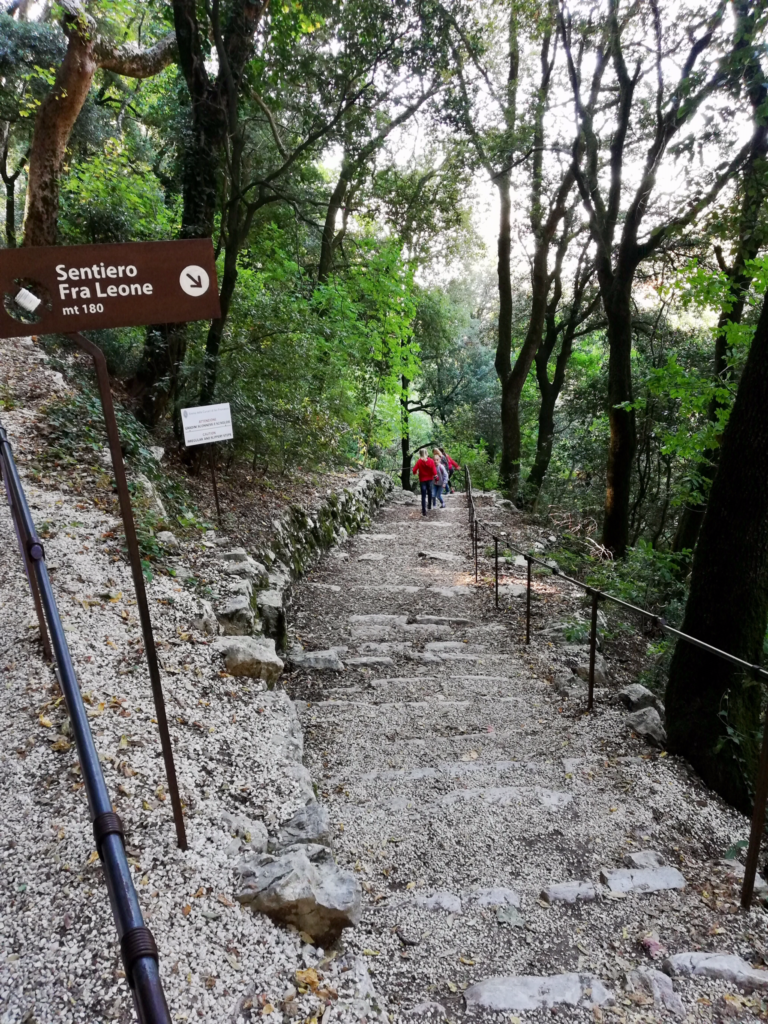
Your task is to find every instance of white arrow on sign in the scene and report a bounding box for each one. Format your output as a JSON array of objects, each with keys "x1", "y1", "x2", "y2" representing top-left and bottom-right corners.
[{"x1": 179, "y1": 265, "x2": 210, "y2": 296}]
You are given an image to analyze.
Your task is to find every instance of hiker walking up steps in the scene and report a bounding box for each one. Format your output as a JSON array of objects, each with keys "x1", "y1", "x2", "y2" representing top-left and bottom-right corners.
[
  {"x1": 433, "y1": 448, "x2": 448, "y2": 509},
  {"x1": 412, "y1": 448, "x2": 437, "y2": 516}
]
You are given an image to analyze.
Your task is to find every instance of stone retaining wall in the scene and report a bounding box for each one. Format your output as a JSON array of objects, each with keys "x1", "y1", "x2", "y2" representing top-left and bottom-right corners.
[{"x1": 213, "y1": 470, "x2": 394, "y2": 648}]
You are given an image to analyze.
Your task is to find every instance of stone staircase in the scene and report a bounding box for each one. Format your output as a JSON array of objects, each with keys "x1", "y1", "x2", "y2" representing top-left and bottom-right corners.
[{"x1": 285, "y1": 489, "x2": 768, "y2": 1020}]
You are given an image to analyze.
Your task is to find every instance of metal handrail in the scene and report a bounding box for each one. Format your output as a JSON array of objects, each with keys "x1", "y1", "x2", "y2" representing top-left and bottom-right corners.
[
  {"x1": 464, "y1": 465, "x2": 768, "y2": 909},
  {"x1": 0, "y1": 420, "x2": 171, "y2": 1024}
]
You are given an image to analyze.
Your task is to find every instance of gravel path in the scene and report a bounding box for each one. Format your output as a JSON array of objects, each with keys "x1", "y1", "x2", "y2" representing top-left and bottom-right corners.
[
  {"x1": 0, "y1": 336, "x2": 378, "y2": 1024},
  {"x1": 288, "y1": 490, "x2": 768, "y2": 1022}
]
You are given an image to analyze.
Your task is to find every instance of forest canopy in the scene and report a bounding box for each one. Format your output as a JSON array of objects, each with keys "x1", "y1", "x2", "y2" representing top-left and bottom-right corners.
[{"x1": 4, "y1": 0, "x2": 768, "y2": 807}]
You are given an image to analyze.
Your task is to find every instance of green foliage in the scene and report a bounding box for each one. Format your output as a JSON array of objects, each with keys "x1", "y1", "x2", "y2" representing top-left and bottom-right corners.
[
  {"x1": 584, "y1": 540, "x2": 690, "y2": 618},
  {"x1": 59, "y1": 140, "x2": 178, "y2": 244}
]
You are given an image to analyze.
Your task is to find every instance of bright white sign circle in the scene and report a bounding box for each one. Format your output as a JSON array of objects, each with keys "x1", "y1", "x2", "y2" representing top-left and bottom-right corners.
[{"x1": 179, "y1": 265, "x2": 210, "y2": 296}]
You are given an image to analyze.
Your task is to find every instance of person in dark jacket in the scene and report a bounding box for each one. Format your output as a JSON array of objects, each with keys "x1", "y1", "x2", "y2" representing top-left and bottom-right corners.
[
  {"x1": 432, "y1": 448, "x2": 448, "y2": 508},
  {"x1": 412, "y1": 448, "x2": 437, "y2": 516}
]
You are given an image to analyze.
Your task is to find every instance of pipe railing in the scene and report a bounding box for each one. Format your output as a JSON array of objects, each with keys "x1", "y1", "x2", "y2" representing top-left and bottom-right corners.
[
  {"x1": 0, "y1": 419, "x2": 172, "y2": 1024},
  {"x1": 464, "y1": 465, "x2": 768, "y2": 910}
]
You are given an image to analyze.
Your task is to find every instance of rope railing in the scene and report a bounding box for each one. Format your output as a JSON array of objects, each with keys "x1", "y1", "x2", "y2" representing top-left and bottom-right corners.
[
  {"x1": 0, "y1": 419, "x2": 172, "y2": 1024},
  {"x1": 464, "y1": 465, "x2": 768, "y2": 910}
]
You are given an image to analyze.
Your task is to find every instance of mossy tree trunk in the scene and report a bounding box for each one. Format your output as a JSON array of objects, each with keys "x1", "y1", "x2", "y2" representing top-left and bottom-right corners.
[{"x1": 665, "y1": 286, "x2": 768, "y2": 814}]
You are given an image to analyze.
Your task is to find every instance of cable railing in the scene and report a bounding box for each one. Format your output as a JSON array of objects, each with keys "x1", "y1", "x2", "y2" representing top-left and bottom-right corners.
[
  {"x1": 464, "y1": 465, "x2": 768, "y2": 910},
  {"x1": 0, "y1": 419, "x2": 171, "y2": 1024}
]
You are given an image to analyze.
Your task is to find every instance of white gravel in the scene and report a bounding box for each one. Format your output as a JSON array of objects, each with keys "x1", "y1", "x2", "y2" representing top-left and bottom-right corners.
[{"x1": 0, "y1": 336, "x2": 382, "y2": 1024}]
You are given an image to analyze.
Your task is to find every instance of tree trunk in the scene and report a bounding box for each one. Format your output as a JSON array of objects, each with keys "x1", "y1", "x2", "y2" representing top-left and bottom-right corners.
[
  {"x1": 528, "y1": 379, "x2": 556, "y2": 495},
  {"x1": 131, "y1": 1, "x2": 225, "y2": 424},
  {"x1": 23, "y1": 25, "x2": 97, "y2": 247},
  {"x1": 665, "y1": 286, "x2": 768, "y2": 814},
  {"x1": 22, "y1": 11, "x2": 176, "y2": 248},
  {"x1": 495, "y1": 172, "x2": 516, "y2": 494},
  {"x1": 5, "y1": 178, "x2": 16, "y2": 247},
  {"x1": 400, "y1": 375, "x2": 411, "y2": 490},
  {"x1": 528, "y1": 317, "x2": 577, "y2": 497},
  {"x1": 318, "y1": 172, "x2": 349, "y2": 284},
  {"x1": 601, "y1": 277, "x2": 636, "y2": 556},
  {"x1": 199, "y1": 236, "x2": 238, "y2": 406}
]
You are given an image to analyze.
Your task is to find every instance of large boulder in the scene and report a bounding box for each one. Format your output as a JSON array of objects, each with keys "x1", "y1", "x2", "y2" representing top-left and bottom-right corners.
[
  {"x1": 235, "y1": 843, "x2": 361, "y2": 944},
  {"x1": 215, "y1": 595, "x2": 255, "y2": 636},
  {"x1": 217, "y1": 637, "x2": 283, "y2": 686},
  {"x1": 626, "y1": 706, "x2": 667, "y2": 746},
  {"x1": 619, "y1": 683, "x2": 663, "y2": 714}
]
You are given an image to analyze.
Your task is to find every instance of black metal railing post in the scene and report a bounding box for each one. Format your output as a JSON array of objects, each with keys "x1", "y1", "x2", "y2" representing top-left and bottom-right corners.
[
  {"x1": 587, "y1": 590, "x2": 599, "y2": 711},
  {"x1": 494, "y1": 536, "x2": 499, "y2": 609},
  {"x1": 0, "y1": 448, "x2": 52, "y2": 661},
  {"x1": 525, "y1": 554, "x2": 532, "y2": 644},
  {"x1": 474, "y1": 519, "x2": 479, "y2": 582},
  {"x1": 0, "y1": 419, "x2": 171, "y2": 1024}
]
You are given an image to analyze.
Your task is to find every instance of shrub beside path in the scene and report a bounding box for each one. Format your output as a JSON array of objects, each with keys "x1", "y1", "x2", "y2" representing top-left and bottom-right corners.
[{"x1": 288, "y1": 488, "x2": 768, "y2": 1021}]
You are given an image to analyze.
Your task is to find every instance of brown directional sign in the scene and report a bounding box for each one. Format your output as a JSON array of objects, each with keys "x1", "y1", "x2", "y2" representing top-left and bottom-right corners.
[{"x1": 0, "y1": 238, "x2": 220, "y2": 337}]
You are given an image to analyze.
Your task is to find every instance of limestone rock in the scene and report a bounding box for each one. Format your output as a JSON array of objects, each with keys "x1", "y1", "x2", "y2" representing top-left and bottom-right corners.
[
  {"x1": 470, "y1": 887, "x2": 520, "y2": 908},
  {"x1": 409, "y1": 615, "x2": 473, "y2": 626},
  {"x1": 575, "y1": 652, "x2": 610, "y2": 687},
  {"x1": 221, "y1": 811, "x2": 268, "y2": 854},
  {"x1": 414, "y1": 891, "x2": 462, "y2": 914},
  {"x1": 235, "y1": 843, "x2": 361, "y2": 943},
  {"x1": 498, "y1": 584, "x2": 527, "y2": 599},
  {"x1": 288, "y1": 649, "x2": 345, "y2": 672},
  {"x1": 627, "y1": 968, "x2": 684, "y2": 1017},
  {"x1": 410, "y1": 1002, "x2": 446, "y2": 1018},
  {"x1": 156, "y1": 530, "x2": 179, "y2": 550},
  {"x1": 276, "y1": 802, "x2": 331, "y2": 850},
  {"x1": 417, "y1": 550, "x2": 461, "y2": 562},
  {"x1": 216, "y1": 595, "x2": 255, "y2": 636},
  {"x1": 221, "y1": 557, "x2": 267, "y2": 582},
  {"x1": 218, "y1": 637, "x2": 284, "y2": 685},
  {"x1": 219, "y1": 547, "x2": 250, "y2": 562},
  {"x1": 464, "y1": 974, "x2": 615, "y2": 1011},
  {"x1": 718, "y1": 858, "x2": 768, "y2": 895},
  {"x1": 430, "y1": 586, "x2": 472, "y2": 598},
  {"x1": 191, "y1": 599, "x2": 218, "y2": 635},
  {"x1": 623, "y1": 850, "x2": 665, "y2": 869},
  {"x1": 600, "y1": 866, "x2": 685, "y2": 893},
  {"x1": 229, "y1": 578, "x2": 253, "y2": 601},
  {"x1": 346, "y1": 656, "x2": 395, "y2": 667},
  {"x1": 257, "y1": 589, "x2": 287, "y2": 648},
  {"x1": 662, "y1": 952, "x2": 768, "y2": 993},
  {"x1": 553, "y1": 670, "x2": 583, "y2": 698},
  {"x1": 626, "y1": 707, "x2": 667, "y2": 747},
  {"x1": 618, "y1": 683, "x2": 663, "y2": 713},
  {"x1": 540, "y1": 881, "x2": 596, "y2": 904}
]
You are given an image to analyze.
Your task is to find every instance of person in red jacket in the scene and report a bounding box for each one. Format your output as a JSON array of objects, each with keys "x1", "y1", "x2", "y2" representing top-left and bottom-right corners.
[{"x1": 412, "y1": 448, "x2": 437, "y2": 516}]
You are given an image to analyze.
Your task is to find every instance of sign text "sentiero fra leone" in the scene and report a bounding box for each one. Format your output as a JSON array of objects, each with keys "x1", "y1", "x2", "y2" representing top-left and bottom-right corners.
[{"x1": 56, "y1": 261, "x2": 153, "y2": 312}]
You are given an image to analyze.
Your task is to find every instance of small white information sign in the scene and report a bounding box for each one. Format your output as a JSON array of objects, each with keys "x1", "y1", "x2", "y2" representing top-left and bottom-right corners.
[{"x1": 181, "y1": 402, "x2": 233, "y2": 446}]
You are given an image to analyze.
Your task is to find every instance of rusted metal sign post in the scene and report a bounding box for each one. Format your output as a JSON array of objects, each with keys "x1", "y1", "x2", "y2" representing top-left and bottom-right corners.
[{"x1": 0, "y1": 239, "x2": 221, "y2": 852}]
